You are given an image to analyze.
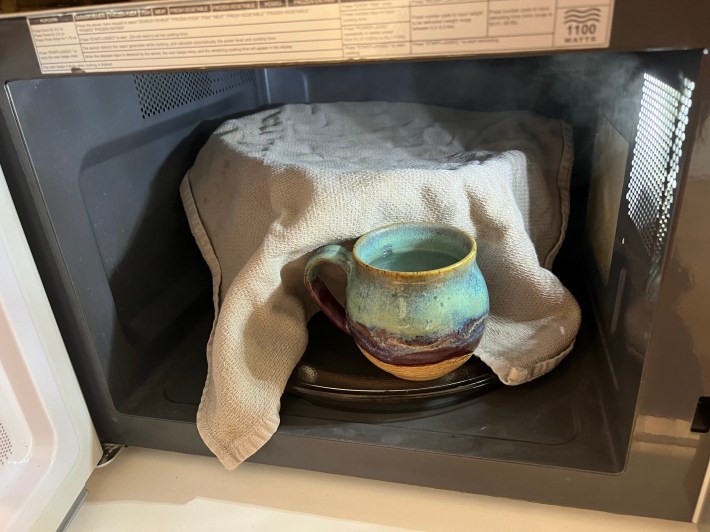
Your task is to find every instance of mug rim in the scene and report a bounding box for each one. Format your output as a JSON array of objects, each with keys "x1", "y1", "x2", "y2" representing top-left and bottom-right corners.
[{"x1": 352, "y1": 222, "x2": 477, "y2": 278}]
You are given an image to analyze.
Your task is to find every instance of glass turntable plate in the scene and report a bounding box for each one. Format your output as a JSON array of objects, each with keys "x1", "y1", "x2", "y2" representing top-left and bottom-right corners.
[{"x1": 286, "y1": 313, "x2": 500, "y2": 411}]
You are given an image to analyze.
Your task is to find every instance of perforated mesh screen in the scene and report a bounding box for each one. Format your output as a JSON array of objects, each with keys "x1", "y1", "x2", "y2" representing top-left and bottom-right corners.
[
  {"x1": 0, "y1": 423, "x2": 12, "y2": 465},
  {"x1": 627, "y1": 74, "x2": 694, "y2": 263},
  {"x1": 133, "y1": 70, "x2": 256, "y2": 119}
]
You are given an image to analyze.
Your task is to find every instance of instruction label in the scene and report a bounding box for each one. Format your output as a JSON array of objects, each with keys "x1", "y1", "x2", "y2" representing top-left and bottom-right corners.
[{"x1": 27, "y1": 0, "x2": 614, "y2": 74}]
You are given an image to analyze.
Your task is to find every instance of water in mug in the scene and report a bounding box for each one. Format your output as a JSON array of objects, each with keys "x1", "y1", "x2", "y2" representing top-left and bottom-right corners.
[{"x1": 370, "y1": 248, "x2": 461, "y2": 272}]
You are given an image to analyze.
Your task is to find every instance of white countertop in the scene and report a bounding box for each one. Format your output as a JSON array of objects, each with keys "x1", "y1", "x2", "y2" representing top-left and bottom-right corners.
[{"x1": 68, "y1": 447, "x2": 695, "y2": 531}]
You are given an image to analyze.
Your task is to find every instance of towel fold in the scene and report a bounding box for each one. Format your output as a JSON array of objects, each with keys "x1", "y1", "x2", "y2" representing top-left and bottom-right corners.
[{"x1": 181, "y1": 102, "x2": 581, "y2": 469}]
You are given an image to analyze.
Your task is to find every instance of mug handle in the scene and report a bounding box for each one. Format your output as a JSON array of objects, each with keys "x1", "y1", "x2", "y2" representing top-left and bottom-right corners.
[{"x1": 304, "y1": 244, "x2": 354, "y2": 334}]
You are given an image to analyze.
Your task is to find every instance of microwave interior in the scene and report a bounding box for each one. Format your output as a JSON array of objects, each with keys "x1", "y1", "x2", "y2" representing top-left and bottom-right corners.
[{"x1": 3, "y1": 49, "x2": 706, "y2": 517}]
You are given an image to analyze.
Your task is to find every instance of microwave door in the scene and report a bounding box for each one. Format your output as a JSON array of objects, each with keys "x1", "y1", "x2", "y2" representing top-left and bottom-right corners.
[{"x1": 0, "y1": 164, "x2": 102, "y2": 532}]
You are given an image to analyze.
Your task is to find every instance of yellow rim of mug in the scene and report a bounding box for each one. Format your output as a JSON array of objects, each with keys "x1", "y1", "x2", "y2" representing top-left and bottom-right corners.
[{"x1": 352, "y1": 222, "x2": 477, "y2": 279}]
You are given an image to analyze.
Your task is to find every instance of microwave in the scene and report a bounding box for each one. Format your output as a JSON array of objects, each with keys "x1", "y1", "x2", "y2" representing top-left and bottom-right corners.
[{"x1": 2, "y1": 0, "x2": 710, "y2": 527}]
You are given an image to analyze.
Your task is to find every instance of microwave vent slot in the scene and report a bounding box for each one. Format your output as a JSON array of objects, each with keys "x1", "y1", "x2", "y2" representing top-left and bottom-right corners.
[
  {"x1": 133, "y1": 70, "x2": 256, "y2": 119},
  {"x1": 627, "y1": 74, "x2": 694, "y2": 264},
  {"x1": 0, "y1": 422, "x2": 11, "y2": 466}
]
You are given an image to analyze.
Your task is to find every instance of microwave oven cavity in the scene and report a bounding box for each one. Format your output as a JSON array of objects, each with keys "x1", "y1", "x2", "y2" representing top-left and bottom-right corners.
[{"x1": 1, "y1": 3, "x2": 710, "y2": 520}]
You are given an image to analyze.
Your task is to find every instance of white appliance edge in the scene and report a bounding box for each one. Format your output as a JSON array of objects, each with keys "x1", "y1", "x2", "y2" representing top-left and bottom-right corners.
[{"x1": 0, "y1": 163, "x2": 101, "y2": 531}]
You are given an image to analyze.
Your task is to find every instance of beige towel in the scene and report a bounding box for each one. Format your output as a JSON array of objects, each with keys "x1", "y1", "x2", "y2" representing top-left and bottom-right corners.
[{"x1": 181, "y1": 102, "x2": 581, "y2": 469}]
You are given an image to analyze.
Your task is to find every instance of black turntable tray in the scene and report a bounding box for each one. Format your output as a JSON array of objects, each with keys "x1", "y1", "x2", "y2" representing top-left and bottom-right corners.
[{"x1": 286, "y1": 313, "x2": 500, "y2": 411}]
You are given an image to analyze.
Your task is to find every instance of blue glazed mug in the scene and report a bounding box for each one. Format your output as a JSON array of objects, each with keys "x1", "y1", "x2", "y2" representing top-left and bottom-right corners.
[{"x1": 304, "y1": 223, "x2": 489, "y2": 381}]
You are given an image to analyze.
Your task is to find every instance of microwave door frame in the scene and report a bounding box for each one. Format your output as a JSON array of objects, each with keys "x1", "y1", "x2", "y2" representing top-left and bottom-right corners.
[{"x1": 0, "y1": 161, "x2": 102, "y2": 530}]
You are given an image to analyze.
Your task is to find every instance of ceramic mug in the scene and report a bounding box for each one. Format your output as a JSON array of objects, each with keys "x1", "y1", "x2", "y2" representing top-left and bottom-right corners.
[{"x1": 304, "y1": 223, "x2": 489, "y2": 381}]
